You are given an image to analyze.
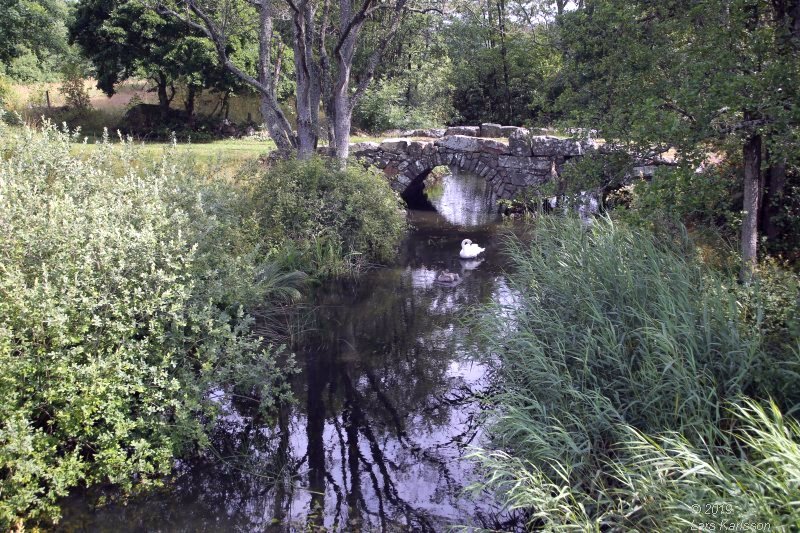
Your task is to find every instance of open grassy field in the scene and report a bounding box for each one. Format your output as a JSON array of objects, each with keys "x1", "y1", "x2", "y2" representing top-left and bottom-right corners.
[
  {"x1": 70, "y1": 137, "x2": 277, "y2": 168},
  {"x1": 8, "y1": 78, "x2": 265, "y2": 123},
  {"x1": 68, "y1": 135, "x2": 394, "y2": 172},
  {"x1": 6, "y1": 78, "x2": 427, "y2": 169}
]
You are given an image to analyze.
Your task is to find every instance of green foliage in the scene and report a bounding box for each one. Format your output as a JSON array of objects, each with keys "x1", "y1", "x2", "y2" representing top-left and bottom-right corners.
[
  {"x1": 0, "y1": 124, "x2": 300, "y2": 528},
  {"x1": 471, "y1": 399, "x2": 800, "y2": 531},
  {"x1": 352, "y1": 13, "x2": 455, "y2": 132},
  {"x1": 0, "y1": 0, "x2": 70, "y2": 72},
  {"x1": 616, "y1": 164, "x2": 745, "y2": 233},
  {"x1": 0, "y1": 77, "x2": 25, "y2": 126},
  {"x1": 352, "y1": 44, "x2": 455, "y2": 133},
  {"x1": 556, "y1": 0, "x2": 800, "y2": 252},
  {"x1": 0, "y1": 76, "x2": 13, "y2": 110},
  {"x1": 444, "y1": 0, "x2": 563, "y2": 125},
  {"x1": 241, "y1": 157, "x2": 406, "y2": 278},
  {"x1": 59, "y1": 62, "x2": 92, "y2": 112},
  {"x1": 468, "y1": 216, "x2": 800, "y2": 529},
  {"x1": 353, "y1": 78, "x2": 445, "y2": 133},
  {"x1": 69, "y1": 0, "x2": 254, "y2": 112}
]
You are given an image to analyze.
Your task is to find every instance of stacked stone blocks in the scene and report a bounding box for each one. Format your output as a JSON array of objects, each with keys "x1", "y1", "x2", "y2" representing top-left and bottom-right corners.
[{"x1": 351, "y1": 125, "x2": 592, "y2": 201}]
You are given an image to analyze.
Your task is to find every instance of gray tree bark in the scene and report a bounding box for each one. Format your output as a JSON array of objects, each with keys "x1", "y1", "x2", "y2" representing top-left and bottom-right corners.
[
  {"x1": 740, "y1": 132, "x2": 762, "y2": 282},
  {"x1": 290, "y1": 0, "x2": 320, "y2": 159},
  {"x1": 163, "y1": 0, "x2": 410, "y2": 162}
]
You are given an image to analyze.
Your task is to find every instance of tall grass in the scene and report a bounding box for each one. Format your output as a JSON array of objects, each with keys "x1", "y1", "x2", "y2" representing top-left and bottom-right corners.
[{"x1": 469, "y1": 216, "x2": 800, "y2": 531}]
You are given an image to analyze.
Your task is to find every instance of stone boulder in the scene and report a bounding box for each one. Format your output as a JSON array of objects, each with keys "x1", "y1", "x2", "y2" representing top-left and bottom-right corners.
[
  {"x1": 379, "y1": 138, "x2": 411, "y2": 154},
  {"x1": 500, "y1": 126, "x2": 528, "y2": 138},
  {"x1": 403, "y1": 128, "x2": 446, "y2": 138},
  {"x1": 529, "y1": 136, "x2": 585, "y2": 157},
  {"x1": 509, "y1": 130, "x2": 588, "y2": 158},
  {"x1": 407, "y1": 140, "x2": 434, "y2": 156},
  {"x1": 498, "y1": 155, "x2": 552, "y2": 172},
  {"x1": 508, "y1": 129, "x2": 533, "y2": 156},
  {"x1": 444, "y1": 126, "x2": 480, "y2": 137},
  {"x1": 349, "y1": 142, "x2": 379, "y2": 156},
  {"x1": 480, "y1": 123, "x2": 503, "y2": 138},
  {"x1": 435, "y1": 135, "x2": 510, "y2": 155}
]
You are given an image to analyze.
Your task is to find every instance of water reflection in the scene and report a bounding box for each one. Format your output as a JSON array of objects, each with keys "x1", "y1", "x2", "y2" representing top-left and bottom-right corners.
[
  {"x1": 426, "y1": 168, "x2": 495, "y2": 227},
  {"x1": 59, "y1": 172, "x2": 520, "y2": 532}
]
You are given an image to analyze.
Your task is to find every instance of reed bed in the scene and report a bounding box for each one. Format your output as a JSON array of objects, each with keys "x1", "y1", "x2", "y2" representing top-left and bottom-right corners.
[{"x1": 469, "y1": 216, "x2": 800, "y2": 531}]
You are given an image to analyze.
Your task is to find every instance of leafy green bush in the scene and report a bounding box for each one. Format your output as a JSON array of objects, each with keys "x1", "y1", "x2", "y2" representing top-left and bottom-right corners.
[
  {"x1": 616, "y1": 163, "x2": 744, "y2": 235},
  {"x1": 468, "y1": 216, "x2": 800, "y2": 530},
  {"x1": 242, "y1": 157, "x2": 406, "y2": 278},
  {"x1": 0, "y1": 124, "x2": 300, "y2": 528}
]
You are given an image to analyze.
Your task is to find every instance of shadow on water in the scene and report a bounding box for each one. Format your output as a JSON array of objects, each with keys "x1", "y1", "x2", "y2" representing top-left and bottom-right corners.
[{"x1": 59, "y1": 170, "x2": 525, "y2": 532}]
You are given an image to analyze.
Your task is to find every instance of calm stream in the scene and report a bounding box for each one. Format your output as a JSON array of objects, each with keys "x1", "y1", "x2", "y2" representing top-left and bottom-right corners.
[{"x1": 60, "y1": 170, "x2": 520, "y2": 532}]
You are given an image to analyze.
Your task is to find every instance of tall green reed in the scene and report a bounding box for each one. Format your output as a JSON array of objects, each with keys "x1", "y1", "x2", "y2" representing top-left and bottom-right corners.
[{"x1": 468, "y1": 216, "x2": 800, "y2": 531}]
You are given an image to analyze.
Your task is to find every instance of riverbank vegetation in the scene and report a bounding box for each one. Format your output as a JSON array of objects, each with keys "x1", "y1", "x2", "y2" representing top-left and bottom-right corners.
[
  {"x1": 2, "y1": 0, "x2": 799, "y2": 529},
  {"x1": 0, "y1": 123, "x2": 404, "y2": 528},
  {"x1": 469, "y1": 217, "x2": 800, "y2": 530}
]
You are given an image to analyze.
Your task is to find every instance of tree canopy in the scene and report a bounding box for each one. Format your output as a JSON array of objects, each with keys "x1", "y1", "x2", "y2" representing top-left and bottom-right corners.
[
  {"x1": 70, "y1": 0, "x2": 254, "y2": 114},
  {"x1": 0, "y1": 0, "x2": 71, "y2": 80}
]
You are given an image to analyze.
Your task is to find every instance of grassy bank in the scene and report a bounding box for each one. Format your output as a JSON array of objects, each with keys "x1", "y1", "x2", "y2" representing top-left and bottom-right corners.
[
  {"x1": 0, "y1": 123, "x2": 405, "y2": 529},
  {"x1": 469, "y1": 217, "x2": 800, "y2": 531},
  {"x1": 69, "y1": 137, "x2": 278, "y2": 172}
]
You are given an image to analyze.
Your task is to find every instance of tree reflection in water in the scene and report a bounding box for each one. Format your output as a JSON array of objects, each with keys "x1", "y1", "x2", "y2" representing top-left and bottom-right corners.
[{"x1": 59, "y1": 175, "x2": 524, "y2": 532}]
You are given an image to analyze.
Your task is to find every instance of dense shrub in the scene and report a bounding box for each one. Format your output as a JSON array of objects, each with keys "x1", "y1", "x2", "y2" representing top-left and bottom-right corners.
[
  {"x1": 0, "y1": 124, "x2": 300, "y2": 528},
  {"x1": 469, "y1": 216, "x2": 800, "y2": 530},
  {"x1": 614, "y1": 164, "x2": 744, "y2": 236},
  {"x1": 242, "y1": 157, "x2": 406, "y2": 278}
]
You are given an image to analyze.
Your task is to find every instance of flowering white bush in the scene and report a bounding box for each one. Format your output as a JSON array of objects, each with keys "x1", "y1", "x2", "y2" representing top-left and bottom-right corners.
[{"x1": 0, "y1": 124, "x2": 297, "y2": 527}]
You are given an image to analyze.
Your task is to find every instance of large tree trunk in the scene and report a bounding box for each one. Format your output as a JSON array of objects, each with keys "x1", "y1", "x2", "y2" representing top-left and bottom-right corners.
[
  {"x1": 333, "y1": 98, "x2": 352, "y2": 161},
  {"x1": 184, "y1": 85, "x2": 197, "y2": 125},
  {"x1": 259, "y1": 95, "x2": 295, "y2": 154},
  {"x1": 332, "y1": 46, "x2": 354, "y2": 162},
  {"x1": 740, "y1": 132, "x2": 762, "y2": 281},
  {"x1": 331, "y1": 0, "x2": 360, "y2": 163},
  {"x1": 291, "y1": 4, "x2": 320, "y2": 159},
  {"x1": 163, "y1": 0, "x2": 406, "y2": 161},
  {"x1": 257, "y1": 0, "x2": 298, "y2": 155}
]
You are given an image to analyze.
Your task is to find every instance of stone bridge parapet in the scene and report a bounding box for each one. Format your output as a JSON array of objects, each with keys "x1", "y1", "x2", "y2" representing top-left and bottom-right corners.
[{"x1": 349, "y1": 126, "x2": 596, "y2": 201}]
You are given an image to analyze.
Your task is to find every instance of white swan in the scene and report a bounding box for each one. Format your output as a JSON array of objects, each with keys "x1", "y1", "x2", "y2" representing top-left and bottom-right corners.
[{"x1": 460, "y1": 239, "x2": 485, "y2": 259}]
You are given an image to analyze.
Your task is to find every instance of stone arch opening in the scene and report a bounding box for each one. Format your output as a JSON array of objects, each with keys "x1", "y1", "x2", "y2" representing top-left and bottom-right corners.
[
  {"x1": 400, "y1": 168, "x2": 436, "y2": 210},
  {"x1": 400, "y1": 165, "x2": 453, "y2": 210},
  {"x1": 401, "y1": 163, "x2": 498, "y2": 227}
]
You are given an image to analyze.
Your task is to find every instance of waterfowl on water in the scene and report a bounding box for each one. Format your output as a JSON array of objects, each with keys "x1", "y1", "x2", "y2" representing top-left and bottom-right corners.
[
  {"x1": 435, "y1": 271, "x2": 461, "y2": 284},
  {"x1": 459, "y1": 239, "x2": 485, "y2": 259}
]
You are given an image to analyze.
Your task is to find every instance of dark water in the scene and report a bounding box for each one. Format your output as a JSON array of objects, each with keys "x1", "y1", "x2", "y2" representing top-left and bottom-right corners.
[{"x1": 59, "y1": 172, "x2": 520, "y2": 532}]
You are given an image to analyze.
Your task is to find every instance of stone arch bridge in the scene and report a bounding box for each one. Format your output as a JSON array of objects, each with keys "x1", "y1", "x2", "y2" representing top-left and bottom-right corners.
[{"x1": 336, "y1": 125, "x2": 662, "y2": 204}]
